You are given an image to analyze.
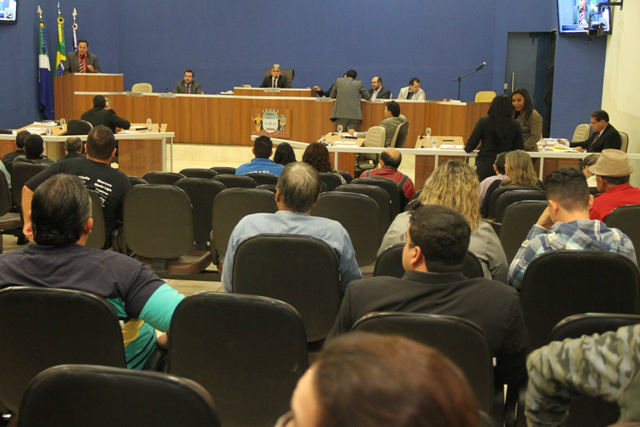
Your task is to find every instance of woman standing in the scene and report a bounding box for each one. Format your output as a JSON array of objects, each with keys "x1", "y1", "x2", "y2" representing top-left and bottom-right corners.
[{"x1": 512, "y1": 88, "x2": 542, "y2": 152}]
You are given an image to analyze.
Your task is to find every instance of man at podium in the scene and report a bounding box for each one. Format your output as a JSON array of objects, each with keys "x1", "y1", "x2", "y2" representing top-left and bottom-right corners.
[{"x1": 64, "y1": 40, "x2": 101, "y2": 74}]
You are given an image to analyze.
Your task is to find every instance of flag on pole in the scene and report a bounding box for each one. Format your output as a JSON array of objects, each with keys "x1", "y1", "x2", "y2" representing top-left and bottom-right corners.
[
  {"x1": 37, "y1": 6, "x2": 54, "y2": 120},
  {"x1": 55, "y1": 2, "x2": 66, "y2": 76}
]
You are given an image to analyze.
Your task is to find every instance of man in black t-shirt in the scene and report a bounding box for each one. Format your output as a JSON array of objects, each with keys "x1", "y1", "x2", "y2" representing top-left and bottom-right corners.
[{"x1": 23, "y1": 125, "x2": 130, "y2": 248}]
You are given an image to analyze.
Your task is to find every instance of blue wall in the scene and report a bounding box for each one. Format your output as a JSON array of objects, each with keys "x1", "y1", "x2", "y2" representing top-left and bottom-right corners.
[{"x1": 0, "y1": 0, "x2": 607, "y2": 140}]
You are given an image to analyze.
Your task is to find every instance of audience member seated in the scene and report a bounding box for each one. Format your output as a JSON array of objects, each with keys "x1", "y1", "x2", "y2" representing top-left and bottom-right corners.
[
  {"x1": 360, "y1": 147, "x2": 415, "y2": 200},
  {"x1": 481, "y1": 150, "x2": 543, "y2": 217},
  {"x1": 23, "y1": 125, "x2": 132, "y2": 249},
  {"x1": 512, "y1": 88, "x2": 542, "y2": 152},
  {"x1": 222, "y1": 162, "x2": 361, "y2": 293},
  {"x1": 58, "y1": 137, "x2": 86, "y2": 161},
  {"x1": 0, "y1": 174, "x2": 184, "y2": 369},
  {"x1": 380, "y1": 160, "x2": 508, "y2": 282},
  {"x1": 570, "y1": 109, "x2": 621, "y2": 153},
  {"x1": 588, "y1": 149, "x2": 640, "y2": 221},
  {"x1": 329, "y1": 205, "x2": 528, "y2": 388},
  {"x1": 81, "y1": 94, "x2": 131, "y2": 134},
  {"x1": 579, "y1": 153, "x2": 599, "y2": 188},
  {"x1": 526, "y1": 324, "x2": 640, "y2": 427},
  {"x1": 273, "y1": 142, "x2": 296, "y2": 166},
  {"x1": 479, "y1": 151, "x2": 507, "y2": 204},
  {"x1": 2, "y1": 130, "x2": 29, "y2": 170},
  {"x1": 508, "y1": 168, "x2": 636, "y2": 290},
  {"x1": 349, "y1": 100, "x2": 407, "y2": 148},
  {"x1": 277, "y1": 332, "x2": 481, "y2": 427},
  {"x1": 12, "y1": 134, "x2": 55, "y2": 168},
  {"x1": 235, "y1": 136, "x2": 284, "y2": 177},
  {"x1": 302, "y1": 142, "x2": 345, "y2": 185}
]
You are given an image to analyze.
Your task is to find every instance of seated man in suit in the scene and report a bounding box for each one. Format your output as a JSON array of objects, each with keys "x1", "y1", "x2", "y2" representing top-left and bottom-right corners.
[
  {"x1": 588, "y1": 149, "x2": 640, "y2": 221},
  {"x1": 259, "y1": 64, "x2": 290, "y2": 88},
  {"x1": 12, "y1": 134, "x2": 55, "y2": 168},
  {"x1": 349, "y1": 100, "x2": 407, "y2": 148},
  {"x1": 369, "y1": 76, "x2": 392, "y2": 100},
  {"x1": 222, "y1": 162, "x2": 361, "y2": 293},
  {"x1": 80, "y1": 95, "x2": 131, "y2": 134},
  {"x1": 58, "y1": 137, "x2": 86, "y2": 161},
  {"x1": 397, "y1": 77, "x2": 426, "y2": 101},
  {"x1": 172, "y1": 69, "x2": 203, "y2": 94},
  {"x1": 63, "y1": 39, "x2": 101, "y2": 74},
  {"x1": 327, "y1": 204, "x2": 529, "y2": 388},
  {"x1": 3, "y1": 130, "x2": 29, "y2": 171},
  {"x1": 235, "y1": 136, "x2": 284, "y2": 177},
  {"x1": 570, "y1": 109, "x2": 621, "y2": 152}
]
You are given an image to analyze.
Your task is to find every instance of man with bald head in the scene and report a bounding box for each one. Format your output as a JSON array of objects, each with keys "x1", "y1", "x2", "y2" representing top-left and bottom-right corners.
[{"x1": 361, "y1": 147, "x2": 415, "y2": 200}]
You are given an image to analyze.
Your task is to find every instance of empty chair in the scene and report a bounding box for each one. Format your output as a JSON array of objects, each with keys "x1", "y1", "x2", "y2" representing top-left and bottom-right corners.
[
  {"x1": 244, "y1": 172, "x2": 278, "y2": 186},
  {"x1": 142, "y1": 171, "x2": 185, "y2": 185},
  {"x1": 66, "y1": 119, "x2": 93, "y2": 135},
  {"x1": 519, "y1": 250, "x2": 640, "y2": 350},
  {"x1": 311, "y1": 191, "x2": 381, "y2": 267},
  {"x1": 390, "y1": 120, "x2": 409, "y2": 148},
  {"x1": 179, "y1": 168, "x2": 218, "y2": 179},
  {"x1": 175, "y1": 178, "x2": 226, "y2": 250},
  {"x1": 493, "y1": 189, "x2": 546, "y2": 223},
  {"x1": 18, "y1": 364, "x2": 220, "y2": 427},
  {"x1": 352, "y1": 176, "x2": 405, "y2": 219},
  {"x1": 356, "y1": 125, "x2": 386, "y2": 172},
  {"x1": 619, "y1": 131, "x2": 629, "y2": 152},
  {"x1": 127, "y1": 176, "x2": 148, "y2": 186},
  {"x1": 318, "y1": 172, "x2": 344, "y2": 191},
  {"x1": 0, "y1": 287, "x2": 126, "y2": 414},
  {"x1": 10, "y1": 163, "x2": 49, "y2": 211},
  {"x1": 474, "y1": 91, "x2": 497, "y2": 102},
  {"x1": 353, "y1": 312, "x2": 494, "y2": 416},
  {"x1": 605, "y1": 204, "x2": 640, "y2": 265},
  {"x1": 336, "y1": 183, "x2": 391, "y2": 238},
  {"x1": 500, "y1": 200, "x2": 548, "y2": 264},
  {"x1": 213, "y1": 173, "x2": 257, "y2": 188},
  {"x1": 0, "y1": 173, "x2": 21, "y2": 253},
  {"x1": 338, "y1": 170, "x2": 353, "y2": 183},
  {"x1": 571, "y1": 123, "x2": 591, "y2": 143},
  {"x1": 485, "y1": 185, "x2": 544, "y2": 220},
  {"x1": 209, "y1": 166, "x2": 236, "y2": 175},
  {"x1": 84, "y1": 190, "x2": 107, "y2": 250},
  {"x1": 256, "y1": 183, "x2": 276, "y2": 193},
  {"x1": 131, "y1": 82, "x2": 153, "y2": 93},
  {"x1": 169, "y1": 293, "x2": 307, "y2": 427}
]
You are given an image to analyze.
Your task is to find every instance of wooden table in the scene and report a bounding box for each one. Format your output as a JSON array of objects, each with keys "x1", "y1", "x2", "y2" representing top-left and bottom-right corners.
[{"x1": 233, "y1": 87, "x2": 315, "y2": 97}]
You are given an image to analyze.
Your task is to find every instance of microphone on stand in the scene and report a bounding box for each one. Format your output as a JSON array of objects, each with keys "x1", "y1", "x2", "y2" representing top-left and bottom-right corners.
[{"x1": 475, "y1": 61, "x2": 487, "y2": 71}]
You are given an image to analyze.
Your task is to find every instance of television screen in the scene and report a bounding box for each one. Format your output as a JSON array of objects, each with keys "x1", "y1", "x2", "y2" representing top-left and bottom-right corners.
[
  {"x1": 0, "y1": 0, "x2": 17, "y2": 24},
  {"x1": 557, "y1": 0, "x2": 611, "y2": 35}
]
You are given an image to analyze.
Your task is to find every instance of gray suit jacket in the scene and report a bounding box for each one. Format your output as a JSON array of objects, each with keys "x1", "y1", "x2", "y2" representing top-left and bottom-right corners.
[
  {"x1": 397, "y1": 86, "x2": 426, "y2": 101},
  {"x1": 330, "y1": 77, "x2": 371, "y2": 121},
  {"x1": 172, "y1": 80, "x2": 203, "y2": 94},
  {"x1": 64, "y1": 51, "x2": 101, "y2": 74}
]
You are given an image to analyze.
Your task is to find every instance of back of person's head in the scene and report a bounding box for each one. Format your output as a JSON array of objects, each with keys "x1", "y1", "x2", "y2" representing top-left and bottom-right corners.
[
  {"x1": 380, "y1": 148, "x2": 402, "y2": 169},
  {"x1": 31, "y1": 174, "x2": 91, "y2": 246},
  {"x1": 512, "y1": 88, "x2": 533, "y2": 118},
  {"x1": 591, "y1": 109, "x2": 609, "y2": 123},
  {"x1": 502, "y1": 150, "x2": 538, "y2": 187},
  {"x1": 544, "y1": 168, "x2": 590, "y2": 212},
  {"x1": 409, "y1": 205, "x2": 471, "y2": 273},
  {"x1": 409, "y1": 77, "x2": 420, "y2": 86},
  {"x1": 86, "y1": 125, "x2": 116, "y2": 160},
  {"x1": 24, "y1": 134, "x2": 44, "y2": 159},
  {"x1": 92, "y1": 95, "x2": 107, "y2": 109},
  {"x1": 385, "y1": 101, "x2": 401, "y2": 117},
  {"x1": 494, "y1": 151, "x2": 507, "y2": 175},
  {"x1": 273, "y1": 142, "x2": 296, "y2": 166},
  {"x1": 65, "y1": 136, "x2": 82, "y2": 154},
  {"x1": 418, "y1": 160, "x2": 480, "y2": 231},
  {"x1": 302, "y1": 142, "x2": 332, "y2": 173},
  {"x1": 16, "y1": 130, "x2": 30, "y2": 149},
  {"x1": 579, "y1": 153, "x2": 599, "y2": 171},
  {"x1": 488, "y1": 94, "x2": 514, "y2": 120},
  {"x1": 345, "y1": 69, "x2": 357, "y2": 79},
  {"x1": 276, "y1": 162, "x2": 321, "y2": 212},
  {"x1": 253, "y1": 136, "x2": 273, "y2": 159},
  {"x1": 310, "y1": 332, "x2": 479, "y2": 427}
]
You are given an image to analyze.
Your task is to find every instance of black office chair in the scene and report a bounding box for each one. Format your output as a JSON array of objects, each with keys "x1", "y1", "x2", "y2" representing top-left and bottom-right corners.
[
  {"x1": 18, "y1": 364, "x2": 221, "y2": 427},
  {"x1": 311, "y1": 191, "x2": 381, "y2": 267},
  {"x1": 127, "y1": 176, "x2": 148, "y2": 186},
  {"x1": 66, "y1": 119, "x2": 93, "y2": 135},
  {"x1": 485, "y1": 186, "x2": 543, "y2": 220},
  {"x1": 318, "y1": 172, "x2": 343, "y2": 191},
  {"x1": 404, "y1": 198, "x2": 421, "y2": 212},
  {"x1": 338, "y1": 170, "x2": 353, "y2": 183},
  {"x1": 175, "y1": 178, "x2": 226, "y2": 250},
  {"x1": 169, "y1": 293, "x2": 307, "y2": 427},
  {"x1": 244, "y1": 172, "x2": 278, "y2": 186},
  {"x1": 0, "y1": 173, "x2": 21, "y2": 253},
  {"x1": 84, "y1": 190, "x2": 107, "y2": 250},
  {"x1": 335, "y1": 183, "x2": 391, "y2": 239},
  {"x1": 605, "y1": 204, "x2": 640, "y2": 265},
  {"x1": 0, "y1": 287, "x2": 126, "y2": 414},
  {"x1": 213, "y1": 174, "x2": 257, "y2": 188},
  {"x1": 352, "y1": 176, "x2": 406, "y2": 219},
  {"x1": 499, "y1": 200, "x2": 548, "y2": 264},
  {"x1": 232, "y1": 234, "x2": 342, "y2": 342},
  {"x1": 10, "y1": 163, "x2": 49, "y2": 211},
  {"x1": 179, "y1": 168, "x2": 218, "y2": 179},
  {"x1": 142, "y1": 171, "x2": 186, "y2": 185},
  {"x1": 209, "y1": 166, "x2": 236, "y2": 175},
  {"x1": 353, "y1": 312, "x2": 494, "y2": 416},
  {"x1": 390, "y1": 121, "x2": 410, "y2": 148},
  {"x1": 256, "y1": 183, "x2": 277, "y2": 193},
  {"x1": 492, "y1": 188, "x2": 546, "y2": 223}
]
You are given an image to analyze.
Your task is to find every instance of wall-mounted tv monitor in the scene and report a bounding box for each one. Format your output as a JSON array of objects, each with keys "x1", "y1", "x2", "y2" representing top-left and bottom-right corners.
[
  {"x1": 0, "y1": 0, "x2": 17, "y2": 24},
  {"x1": 557, "y1": 0, "x2": 611, "y2": 35}
]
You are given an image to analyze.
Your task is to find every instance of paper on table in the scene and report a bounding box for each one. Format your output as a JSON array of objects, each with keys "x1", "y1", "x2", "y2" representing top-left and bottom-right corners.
[{"x1": 331, "y1": 140, "x2": 358, "y2": 145}]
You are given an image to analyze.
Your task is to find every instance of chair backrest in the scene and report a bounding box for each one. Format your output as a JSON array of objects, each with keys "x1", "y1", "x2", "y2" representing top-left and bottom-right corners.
[
  {"x1": 84, "y1": 190, "x2": 106, "y2": 249},
  {"x1": 619, "y1": 131, "x2": 629, "y2": 152},
  {"x1": 142, "y1": 171, "x2": 186, "y2": 185},
  {"x1": 474, "y1": 91, "x2": 497, "y2": 102},
  {"x1": 571, "y1": 123, "x2": 591, "y2": 143},
  {"x1": 256, "y1": 183, "x2": 276, "y2": 193},
  {"x1": 486, "y1": 185, "x2": 543, "y2": 220},
  {"x1": 319, "y1": 172, "x2": 343, "y2": 191},
  {"x1": 66, "y1": 119, "x2": 93, "y2": 135},
  {"x1": 338, "y1": 170, "x2": 353, "y2": 183},
  {"x1": 493, "y1": 189, "x2": 546, "y2": 222},
  {"x1": 0, "y1": 172, "x2": 12, "y2": 216},
  {"x1": 232, "y1": 234, "x2": 342, "y2": 342},
  {"x1": 11, "y1": 162, "x2": 49, "y2": 210},
  {"x1": 18, "y1": 364, "x2": 220, "y2": 427},
  {"x1": 311, "y1": 191, "x2": 381, "y2": 267},
  {"x1": 353, "y1": 312, "x2": 494, "y2": 415},
  {"x1": 404, "y1": 198, "x2": 421, "y2": 212},
  {"x1": 169, "y1": 293, "x2": 307, "y2": 427},
  {"x1": 209, "y1": 166, "x2": 236, "y2": 175},
  {"x1": 123, "y1": 184, "x2": 194, "y2": 258},
  {"x1": 211, "y1": 188, "x2": 277, "y2": 259},
  {"x1": 605, "y1": 204, "x2": 640, "y2": 265},
  {"x1": 363, "y1": 126, "x2": 386, "y2": 148},
  {"x1": 500, "y1": 200, "x2": 548, "y2": 264},
  {"x1": 213, "y1": 173, "x2": 257, "y2": 188},
  {"x1": 335, "y1": 183, "x2": 391, "y2": 238},
  {"x1": 463, "y1": 251, "x2": 484, "y2": 279},
  {"x1": 131, "y1": 82, "x2": 153, "y2": 93},
  {"x1": 519, "y1": 250, "x2": 640, "y2": 349},
  {"x1": 175, "y1": 178, "x2": 226, "y2": 249},
  {"x1": 244, "y1": 172, "x2": 278, "y2": 186},
  {"x1": 0, "y1": 287, "x2": 126, "y2": 413},
  {"x1": 179, "y1": 168, "x2": 218, "y2": 179},
  {"x1": 352, "y1": 176, "x2": 405, "y2": 219},
  {"x1": 390, "y1": 120, "x2": 410, "y2": 148},
  {"x1": 263, "y1": 68, "x2": 295, "y2": 84},
  {"x1": 127, "y1": 176, "x2": 148, "y2": 186}
]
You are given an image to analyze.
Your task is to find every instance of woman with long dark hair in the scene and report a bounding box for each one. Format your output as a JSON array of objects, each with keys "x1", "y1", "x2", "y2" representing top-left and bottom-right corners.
[{"x1": 512, "y1": 88, "x2": 542, "y2": 152}]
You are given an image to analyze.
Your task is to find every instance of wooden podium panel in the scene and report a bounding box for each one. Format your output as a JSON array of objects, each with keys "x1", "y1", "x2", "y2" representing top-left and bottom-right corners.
[
  {"x1": 234, "y1": 87, "x2": 315, "y2": 97},
  {"x1": 54, "y1": 73, "x2": 123, "y2": 120}
]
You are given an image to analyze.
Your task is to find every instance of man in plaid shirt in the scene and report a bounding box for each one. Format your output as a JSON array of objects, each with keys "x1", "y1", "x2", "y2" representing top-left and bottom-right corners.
[{"x1": 508, "y1": 168, "x2": 636, "y2": 290}]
